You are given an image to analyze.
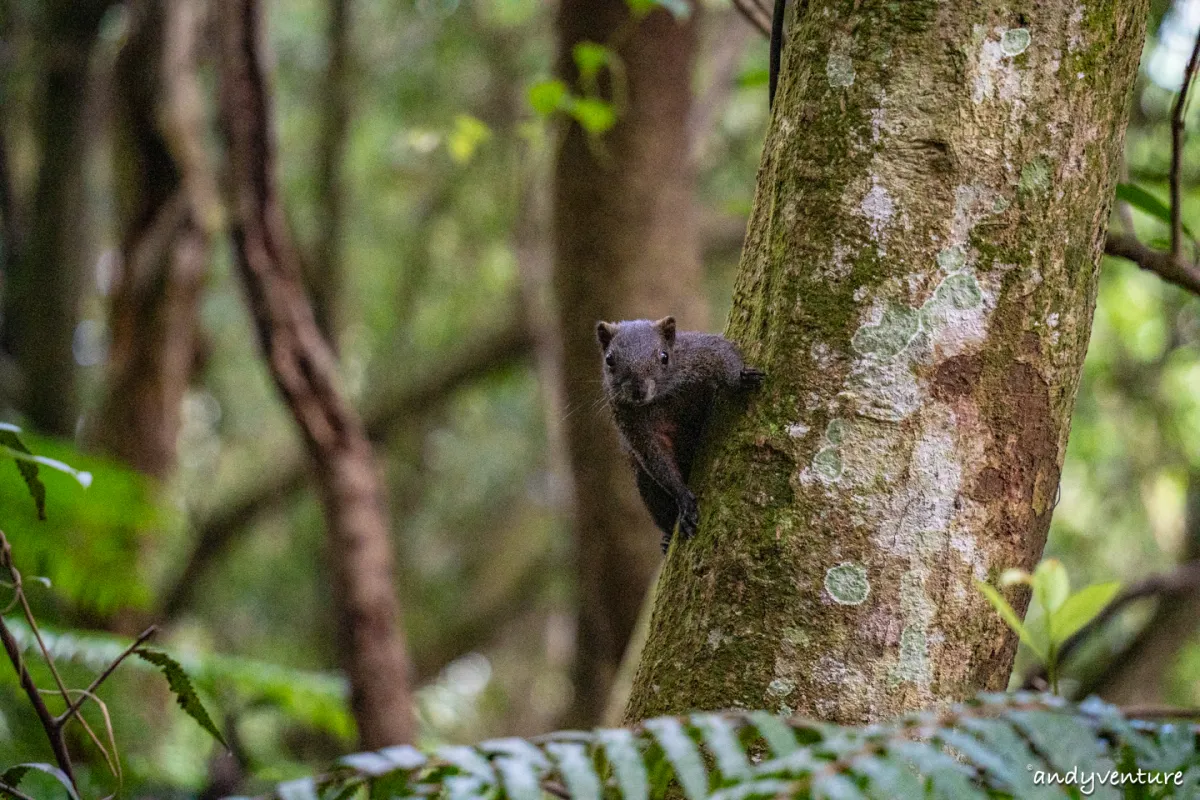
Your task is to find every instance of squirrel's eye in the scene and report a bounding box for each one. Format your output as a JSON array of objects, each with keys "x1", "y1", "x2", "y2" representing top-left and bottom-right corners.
[
  {"x1": 605, "y1": 353, "x2": 616, "y2": 368},
  {"x1": 659, "y1": 350, "x2": 669, "y2": 366}
]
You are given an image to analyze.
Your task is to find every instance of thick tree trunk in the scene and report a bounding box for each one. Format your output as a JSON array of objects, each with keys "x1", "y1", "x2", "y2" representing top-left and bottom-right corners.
[
  {"x1": 90, "y1": 0, "x2": 212, "y2": 479},
  {"x1": 627, "y1": 0, "x2": 1147, "y2": 724},
  {"x1": 553, "y1": 0, "x2": 706, "y2": 725},
  {"x1": 217, "y1": 0, "x2": 414, "y2": 747},
  {"x1": 2, "y1": 0, "x2": 115, "y2": 436}
]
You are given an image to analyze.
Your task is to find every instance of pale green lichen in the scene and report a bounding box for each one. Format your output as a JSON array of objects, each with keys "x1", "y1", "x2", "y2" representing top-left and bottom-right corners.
[
  {"x1": 921, "y1": 272, "x2": 983, "y2": 329},
  {"x1": 851, "y1": 305, "x2": 920, "y2": 358},
  {"x1": 936, "y1": 246, "x2": 966, "y2": 272},
  {"x1": 827, "y1": 53, "x2": 856, "y2": 87},
  {"x1": 825, "y1": 419, "x2": 845, "y2": 445},
  {"x1": 888, "y1": 626, "x2": 931, "y2": 686},
  {"x1": 824, "y1": 562, "x2": 870, "y2": 605},
  {"x1": 1020, "y1": 157, "x2": 1052, "y2": 197},
  {"x1": 767, "y1": 677, "x2": 796, "y2": 697},
  {"x1": 813, "y1": 447, "x2": 844, "y2": 481},
  {"x1": 1000, "y1": 28, "x2": 1031, "y2": 57}
]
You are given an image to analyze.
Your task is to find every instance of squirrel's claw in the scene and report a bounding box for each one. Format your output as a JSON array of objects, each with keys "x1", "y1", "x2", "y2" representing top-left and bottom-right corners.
[{"x1": 739, "y1": 367, "x2": 765, "y2": 390}]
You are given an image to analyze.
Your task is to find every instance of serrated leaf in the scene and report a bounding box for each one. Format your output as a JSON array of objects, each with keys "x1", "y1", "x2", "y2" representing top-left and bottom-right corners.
[
  {"x1": 1, "y1": 764, "x2": 79, "y2": 800},
  {"x1": 748, "y1": 710, "x2": 800, "y2": 758},
  {"x1": 975, "y1": 581, "x2": 1048, "y2": 661},
  {"x1": 546, "y1": 742, "x2": 601, "y2": 800},
  {"x1": 937, "y1": 727, "x2": 1022, "y2": 789},
  {"x1": 709, "y1": 778, "x2": 797, "y2": 800},
  {"x1": 1009, "y1": 710, "x2": 1109, "y2": 775},
  {"x1": 479, "y1": 737, "x2": 550, "y2": 769},
  {"x1": 135, "y1": 648, "x2": 227, "y2": 748},
  {"x1": 435, "y1": 745, "x2": 495, "y2": 780},
  {"x1": 528, "y1": 79, "x2": 568, "y2": 116},
  {"x1": 0, "y1": 428, "x2": 45, "y2": 520},
  {"x1": 597, "y1": 728, "x2": 648, "y2": 800},
  {"x1": 492, "y1": 757, "x2": 543, "y2": 800},
  {"x1": 693, "y1": 713, "x2": 752, "y2": 780},
  {"x1": 644, "y1": 717, "x2": 709, "y2": 800},
  {"x1": 443, "y1": 774, "x2": 492, "y2": 800},
  {"x1": 849, "y1": 754, "x2": 925, "y2": 800},
  {"x1": 1051, "y1": 582, "x2": 1120, "y2": 644},
  {"x1": 812, "y1": 771, "x2": 867, "y2": 799}
]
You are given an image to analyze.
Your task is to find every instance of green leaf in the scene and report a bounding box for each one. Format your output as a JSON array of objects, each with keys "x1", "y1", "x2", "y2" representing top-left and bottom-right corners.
[
  {"x1": 1, "y1": 764, "x2": 79, "y2": 800},
  {"x1": 625, "y1": 0, "x2": 691, "y2": 19},
  {"x1": 546, "y1": 742, "x2": 601, "y2": 800},
  {"x1": 0, "y1": 425, "x2": 46, "y2": 520},
  {"x1": 1115, "y1": 182, "x2": 1195, "y2": 240},
  {"x1": 435, "y1": 745, "x2": 495, "y2": 780},
  {"x1": 693, "y1": 713, "x2": 752, "y2": 780},
  {"x1": 1050, "y1": 581, "x2": 1121, "y2": 645},
  {"x1": 275, "y1": 778, "x2": 318, "y2": 800},
  {"x1": 1033, "y1": 559, "x2": 1070, "y2": 616},
  {"x1": 975, "y1": 581, "x2": 1048, "y2": 661},
  {"x1": 569, "y1": 97, "x2": 617, "y2": 135},
  {"x1": 748, "y1": 710, "x2": 800, "y2": 758},
  {"x1": 572, "y1": 42, "x2": 611, "y2": 82},
  {"x1": 738, "y1": 66, "x2": 770, "y2": 88},
  {"x1": 644, "y1": 717, "x2": 709, "y2": 800},
  {"x1": 709, "y1": 779, "x2": 797, "y2": 800},
  {"x1": 597, "y1": 728, "x2": 648, "y2": 800},
  {"x1": 135, "y1": 648, "x2": 228, "y2": 748},
  {"x1": 447, "y1": 115, "x2": 491, "y2": 164},
  {"x1": 528, "y1": 79, "x2": 568, "y2": 116},
  {"x1": 492, "y1": 758, "x2": 542, "y2": 800}
]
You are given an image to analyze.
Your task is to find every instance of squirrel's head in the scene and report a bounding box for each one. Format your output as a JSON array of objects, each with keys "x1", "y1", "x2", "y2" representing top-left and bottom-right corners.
[{"x1": 596, "y1": 316, "x2": 676, "y2": 406}]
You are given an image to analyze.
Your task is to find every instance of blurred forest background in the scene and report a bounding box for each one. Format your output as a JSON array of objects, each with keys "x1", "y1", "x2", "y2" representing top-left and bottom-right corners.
[{"x1": 0, "y1": 0, "x2": 1197, "y2": 796}]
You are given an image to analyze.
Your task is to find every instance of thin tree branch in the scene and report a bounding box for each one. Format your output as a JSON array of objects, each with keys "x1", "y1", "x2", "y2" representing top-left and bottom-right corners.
[
  {"x1": 1120, "y1": 705, "x2": 1200, "y2": 720},
  {"x1": 1104, "y1": 232, "x2": 1200, "y2": 297},
  {"x1": 1172, "y1": 31, "x2": 1200, "y2": 262},
  {"x1": 157, "y1": 320, "x2": 532, "y2": 620},
  {"x1": 730, "y1": 0, "x2": 769, "y2": 38},
  {"x1": 0, "y1": 532, "x2": 75, "y2": 786},
  {"x1": 56, "y1": 625, "x2": 156, "y2": 726},
  {"x1": 1020, "y1": 560, "x2": 1200, "y2": 690},
  {"x1": 0, "y1": 780, "x2": 37, "y2": 800}
]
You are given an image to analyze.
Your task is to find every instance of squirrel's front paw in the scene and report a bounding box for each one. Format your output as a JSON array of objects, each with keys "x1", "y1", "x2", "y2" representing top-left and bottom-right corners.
[
  {"x1": 740, "y1": 367, "x2": 765, "y2": 390},
  {"x1": 677, "y1": 492, "x2": 699, "y2": 540}
]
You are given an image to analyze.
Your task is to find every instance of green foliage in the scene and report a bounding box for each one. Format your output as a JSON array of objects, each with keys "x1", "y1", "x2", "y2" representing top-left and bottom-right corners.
[
  {"x1": 977, "y1": 560, "x2": 1121, "y2": 693},
  {"x1": 261, "y1": 694, "x2": 1200, "y2": 799},
  {"x1": 0, "y1": 621, "x2": 354, "y2": 741},
  {"x1": 624, "y1": 0, "x2": 691, "y2": 20},
  {"x1": 1, "y1": 762, "x2": 80, "y2": 799},
  {"x1": 447, "y1": 115, "x2": 493, "y2": 164},
  {"x1": 0, "y1": 430, "x2": 159, "y2": 613},
  {"x1": 1115, "y1": 183, "x2": 1195, "y2": 240},
  {"x1": 134, "y1": 648, "x2": 228, "y2": 749}
]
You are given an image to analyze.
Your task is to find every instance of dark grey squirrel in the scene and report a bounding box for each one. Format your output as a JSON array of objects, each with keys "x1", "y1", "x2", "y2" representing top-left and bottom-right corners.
[{"x1": 596, "y1": 316, "x2": 764, "y2": 552}]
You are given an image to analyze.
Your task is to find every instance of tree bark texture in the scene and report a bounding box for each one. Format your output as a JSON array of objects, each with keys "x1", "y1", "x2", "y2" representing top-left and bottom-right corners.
[
  {"x1": 90, "y1": 0, "x2": 212, "y2": 479},
  {"x1": 626, "y1": 0, "x2": 1147, "y2": 724},
  {"x1": 553, "y1": 0, "x2": 707, "y2": 725},
  {"x1": 217, "y1": 0, "x2": 414, "y2": 747},
  {"x1": 1, "y1": 0, "x2": 115, "y2": 436}
]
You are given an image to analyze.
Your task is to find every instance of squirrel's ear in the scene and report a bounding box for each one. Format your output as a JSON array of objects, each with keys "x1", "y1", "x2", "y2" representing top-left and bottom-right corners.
[
  {"x1": 596, "y1": 321, "x2": 617, "y2": 350},
  {"x1": 655, "y1": 316, "x2": 676, "y2": 345}
]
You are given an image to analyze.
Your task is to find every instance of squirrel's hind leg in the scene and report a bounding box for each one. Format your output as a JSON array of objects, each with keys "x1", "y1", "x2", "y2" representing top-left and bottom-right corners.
[{"x1": 635, "y1": 468, "x2": 679, "y2": 552}]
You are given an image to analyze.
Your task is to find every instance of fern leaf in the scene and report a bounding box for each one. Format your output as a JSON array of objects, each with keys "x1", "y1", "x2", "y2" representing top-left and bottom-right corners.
[{"x1": 134, "y1": 647, "x2": 227, "y2": 748}]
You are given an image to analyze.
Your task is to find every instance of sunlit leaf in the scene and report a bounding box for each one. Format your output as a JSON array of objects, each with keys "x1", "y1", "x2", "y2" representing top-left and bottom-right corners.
[
  {"x1": 572, "y1": 42, "x2": 611, "y2": 81},
  {"x1": 528, "y1": 79, "x2": 568, "y2": 116},
  {"x1": 1051, "y1": 581, "x2": 1121, "y2": 644},
  {"x1": 1033, "y1": 559, "x2": 1070, "y2": 615},
  {"x1": 975, "y1": 580, "x2": 1047, "y2": 661},
  {"x1": 447, "y1": 115, "x2": 492, "y2": 164},
  {"x1": 569, "y1": 97, "x2": 617, "y2": 134}
]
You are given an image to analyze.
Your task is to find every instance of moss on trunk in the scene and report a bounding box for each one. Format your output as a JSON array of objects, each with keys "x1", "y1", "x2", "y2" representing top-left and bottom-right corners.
[{"x1": 626, "y1": 0, "x2": 1147, "y2": 724}]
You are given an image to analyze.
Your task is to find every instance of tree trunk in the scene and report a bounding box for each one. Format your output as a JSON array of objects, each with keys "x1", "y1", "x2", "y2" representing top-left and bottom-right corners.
[
  {"x1": 1, "y1": 0, "x2": 115, "y2": 436},
  {"x1": 626, "y1": 0, "x2": 1147, "y2": 724},
  {"x1": 217, "y1": 0, "x2": 414, "y2": 747},
  {"x1": 90, "y1": 0, "x2": 212, "y2": 479},
  {"x1": 553, "y1": 0, "x2": 706, "y2": 725}
]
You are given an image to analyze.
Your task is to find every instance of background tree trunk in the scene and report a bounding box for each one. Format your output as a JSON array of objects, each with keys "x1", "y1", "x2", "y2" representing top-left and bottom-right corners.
[
  {"x1": 627, "y1": 0, "x2": 1148, "y2": 724},
  {"x1": 218, "y1": 0, "x2": 414, "y2": 747},
  {"x1": 1, "y1": 0, "x2": 117, "y2": 436},
  {"x1": 90, "y1": 0, "x2": 213, "y2": 479},
  {"x1": 553, "y1": 0, "x2": 707, "y2": 726}
]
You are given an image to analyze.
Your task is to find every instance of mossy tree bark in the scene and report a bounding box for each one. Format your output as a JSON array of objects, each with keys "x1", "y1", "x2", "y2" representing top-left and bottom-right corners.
[
  {"x1": 553, "y1": 0, "x2": 707, "y2": 725},
  {"x1": 626, "y1": 0, "x2": 1147, "y2": 723}
]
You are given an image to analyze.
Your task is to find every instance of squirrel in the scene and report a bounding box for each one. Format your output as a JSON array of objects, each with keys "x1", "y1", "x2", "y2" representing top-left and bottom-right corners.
[{"x1": 596, "y1": 316, "x2": 764, "y2": 552}]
